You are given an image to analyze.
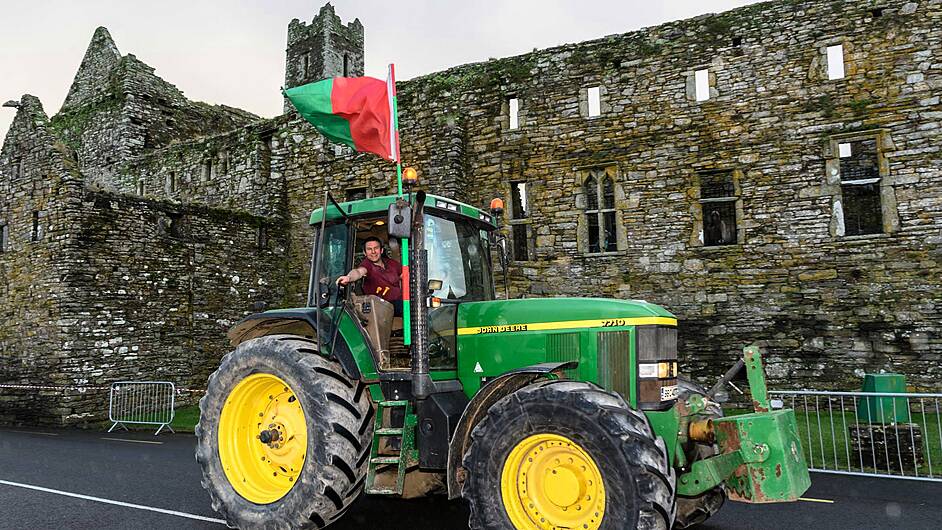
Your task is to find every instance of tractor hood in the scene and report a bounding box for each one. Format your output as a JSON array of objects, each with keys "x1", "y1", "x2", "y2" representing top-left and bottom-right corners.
[
  {"x1": 456, "y1": 297, "x2": 676, "y2": 335},
  {"x1": 454, "y1": 297, "x2": 677, "y2": 400}
]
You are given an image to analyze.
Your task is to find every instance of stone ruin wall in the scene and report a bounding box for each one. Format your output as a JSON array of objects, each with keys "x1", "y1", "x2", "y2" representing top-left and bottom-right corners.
[
  {"x1": 52, "y1": 27, "x2": 258, "y2": 190},
  {"x1": 222, "y1": 0, "x2": 942, "y2": 390},
  {"x1": 0, "y1": 97, "x2": 84, "y2": 423},
  {"x1": 117, "y1": 122, "x2": 285, "y2": 219},
  {"x1": 0, "y1": 97, "x2": 289, "y2": 424},
  {"x1": 46, "y1": 191, "x2": 289, "y2": 424}
]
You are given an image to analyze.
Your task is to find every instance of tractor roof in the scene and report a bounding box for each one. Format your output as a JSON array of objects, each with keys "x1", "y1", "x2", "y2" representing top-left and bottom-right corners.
[{"x1": 309, "y1": 193, "x2": 497, "y2": 227}]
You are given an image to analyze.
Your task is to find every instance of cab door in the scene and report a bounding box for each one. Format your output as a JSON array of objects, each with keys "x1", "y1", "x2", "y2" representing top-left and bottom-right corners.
[{"x1": 309, "y1": 193, "x2": 352, "y2": 353}]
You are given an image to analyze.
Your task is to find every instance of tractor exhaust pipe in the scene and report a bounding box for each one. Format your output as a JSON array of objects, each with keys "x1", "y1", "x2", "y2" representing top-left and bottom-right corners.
[{"x1": 409, "y1": 191, "x2": 433, "y2": 399}]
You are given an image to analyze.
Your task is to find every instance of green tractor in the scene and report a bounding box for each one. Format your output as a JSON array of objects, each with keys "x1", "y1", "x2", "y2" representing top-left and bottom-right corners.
[{"x1": 195, "y1": 188, "x2": 811, "y2": 529}]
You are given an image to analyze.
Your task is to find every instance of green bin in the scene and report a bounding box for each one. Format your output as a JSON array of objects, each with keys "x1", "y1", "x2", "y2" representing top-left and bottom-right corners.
[{"x1": 856, "y1": 373, "x2": 910, "y2": 423}]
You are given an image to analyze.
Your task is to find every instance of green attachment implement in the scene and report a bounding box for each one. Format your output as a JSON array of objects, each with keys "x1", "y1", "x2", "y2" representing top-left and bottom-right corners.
[
  {"x1": 366, "y1": 400, "x2": 418, "y2": 495},
  {"x1": 676, "y1": 346, "x2": 811, "y2": 503},
  {"x1": 715, "y1": 409, "x2": 811, "y2": 502},
  {"x1": 743, "y1": 345, "x2": 770, "y2": 413}
]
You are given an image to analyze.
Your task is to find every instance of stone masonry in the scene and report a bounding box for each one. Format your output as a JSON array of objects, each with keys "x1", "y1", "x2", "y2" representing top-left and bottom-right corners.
[{"x1": 1, "y1": 0, "x2": 940, "y2": 425}]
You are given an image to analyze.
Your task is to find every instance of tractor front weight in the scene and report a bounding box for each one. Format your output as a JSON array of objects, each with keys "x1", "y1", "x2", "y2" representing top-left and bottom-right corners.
[{"x1": 675, "y1": 346, "x2": 811, "y2": 503}]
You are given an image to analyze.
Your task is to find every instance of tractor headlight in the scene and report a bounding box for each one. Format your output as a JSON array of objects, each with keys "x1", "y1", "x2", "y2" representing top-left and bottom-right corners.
[
  {"x1": 636, "y1": 326, "x2": 679, "y2": 410},
  {"x1": 638, "y1": 361, "x2": 678, "y2": 379}
]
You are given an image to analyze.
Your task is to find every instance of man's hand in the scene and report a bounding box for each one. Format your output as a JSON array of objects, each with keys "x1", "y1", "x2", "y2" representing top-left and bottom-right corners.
[{"x1": 337, "y1": 275, "x2": 352, "y2": 285}]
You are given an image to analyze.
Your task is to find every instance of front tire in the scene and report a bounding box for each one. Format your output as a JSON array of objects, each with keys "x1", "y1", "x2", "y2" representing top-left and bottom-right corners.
[
  {"x1": 195, "y1": 334, "x2": 373, "y2": 529},
  {"x1": 462, "y1": 380, "x2": 675, "y2": 530}
]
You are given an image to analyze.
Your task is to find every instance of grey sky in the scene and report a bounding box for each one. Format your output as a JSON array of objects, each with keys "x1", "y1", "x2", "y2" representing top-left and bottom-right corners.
[{"x1": 0, "y1": 0, "x2": 762, "y2": 144}]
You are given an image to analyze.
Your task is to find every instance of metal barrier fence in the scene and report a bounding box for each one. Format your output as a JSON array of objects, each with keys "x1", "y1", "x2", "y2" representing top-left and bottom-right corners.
[
  {"x1": 770, "y1": 390, "x2": 942, "y2": 482},
  {"x1": 108, "y1": 381, "x2": 176, "y2": 435}
]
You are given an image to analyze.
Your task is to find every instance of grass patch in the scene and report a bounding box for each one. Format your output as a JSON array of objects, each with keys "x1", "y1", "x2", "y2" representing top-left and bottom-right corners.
[
  {"x1": 106, "y1": 403, "x2": 200, "y2": 433},
  {"x1": 725, "y1": 406, "x2": 942, "y2": 477},
  {"x1": 171, "y1": 404, "x2": 201, "y2": 433}
]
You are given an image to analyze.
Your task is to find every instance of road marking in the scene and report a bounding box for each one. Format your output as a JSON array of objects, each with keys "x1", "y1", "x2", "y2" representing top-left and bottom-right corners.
[
  {"x1": 0, "y1": 479, "x2": 226, "y2": 524},
  {"x1": 799, "y1": 497, "x2": 835, "y2": 504},
  {"x1": 101, "y1": 437, "x2": 164, "y2": 445},
  {"x1": 3, "y1": 430, "x2": 59, "y2": 436}
]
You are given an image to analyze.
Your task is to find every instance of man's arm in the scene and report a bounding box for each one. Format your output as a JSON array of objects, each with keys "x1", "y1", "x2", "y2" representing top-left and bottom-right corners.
[{"x1": 338, "y1": 266, "x2": 368, "y2": 285}]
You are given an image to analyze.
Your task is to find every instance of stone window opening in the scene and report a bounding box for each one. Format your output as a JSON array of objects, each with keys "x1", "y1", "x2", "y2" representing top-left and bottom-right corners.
[
  {"x1": 582, "y1": 168, "x2": 619, "y2": 254},
  {"x1": 695, "y1": 69, "x2": 710, "y2": 102},
  {"x1": 698, "y1": 171, "x2": 740, "y2": 246},
  {"x1": 509, "y1": 97, "x2": 520, "y2": 130},
  {"x1": 826, "y1": 44, "x2": 845, "y2": 80},
  {"x1": 869, "y1": 7, "x2": 884, "y2": 18},
  {"x1": 839, "y1": 140, "x2": 881, "y2": 236},
  {"x1": 12, "y1": 157, "x2": 21, "y2": 178},
  {"x1": 343, "y1": 54, "x2": 350, "y2": 77},
  {"x1": 137, "y1": 179, "x2": 145, "y2": 196},
  {"x1": 31, "y1": 211, "x2": 40, "y2": 242},
  {"x1": 167, "y1": 171, "x2": 177, "y2": 194},
  {"x1": 219, "y1": 151, "x2": 229, "y2": 175},
  {"x1": 825, "y1": 131, "x2": 898, "y2": 238},
  {"x1": 258, "y1": 132, "x2": 273, "y2": 181},
  {"x1": 346, "y1": 187, "x2": 368, "y2": 201},
  {"x1": 732, "y1": 36, "x2": 743, "y2": 47},
  {"x1": 202, "y1": 158, "x2": 213, "y2": 182},
  {"x1": 257, "y1": 224, "x2": 268, "y2": 251},
  {"x1": 0, "y1": 223, "x2": 8, "y2": 252},
  {"x1": 302, "y1": 53, "x2": 310, "y2": 79},
  {"x1": 587, "y1": 86, "x2": 601, "y2": 118},
  {"x1": 168, "y1": 214, "x2": 186, "y2": 239},
  {"x1": 509, "y1": 181, "x2": 530, "y2": 261}
]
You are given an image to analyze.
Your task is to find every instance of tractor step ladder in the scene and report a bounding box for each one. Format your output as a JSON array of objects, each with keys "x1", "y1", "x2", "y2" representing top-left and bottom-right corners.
[{"x1": 366, "y1": 400, "x2": 417, "y2": 495}]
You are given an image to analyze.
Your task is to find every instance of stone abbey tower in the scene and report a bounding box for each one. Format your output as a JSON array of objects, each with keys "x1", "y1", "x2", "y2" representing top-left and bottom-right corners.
[
  {"x1": 1, "y1": 0, "x2": 940, "y2": 425},
  {"x1": 284, "y1": 4, "x2": 365, "y2": 110}
]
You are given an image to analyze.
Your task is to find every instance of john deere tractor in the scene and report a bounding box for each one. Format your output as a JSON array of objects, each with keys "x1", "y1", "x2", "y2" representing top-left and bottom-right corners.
[{"x1": 195, "y1": 188, "x2": 811, "y2": 529}]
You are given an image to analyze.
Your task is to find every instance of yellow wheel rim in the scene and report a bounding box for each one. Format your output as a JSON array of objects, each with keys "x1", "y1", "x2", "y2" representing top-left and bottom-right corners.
[
  {"x1": 218, "y1": 373, "x2": 307, "y2": 504},
  {"x1": 500, "y1": 433, "x2": 606, "y2": 530}
]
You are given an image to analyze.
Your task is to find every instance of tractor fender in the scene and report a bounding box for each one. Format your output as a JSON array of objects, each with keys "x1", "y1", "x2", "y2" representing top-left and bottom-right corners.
[
  {"x1": 226, "y1": 309, "x2": 361, "y2": 380},
  {"x1": 445, "y1": 361, "x2": 577, "y2": 499}
]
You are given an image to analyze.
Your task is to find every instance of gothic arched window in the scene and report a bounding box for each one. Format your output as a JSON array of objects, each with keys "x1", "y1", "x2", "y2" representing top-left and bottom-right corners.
[{"x1": 583, "y1": 168, "x2": 618, "y2": 253}]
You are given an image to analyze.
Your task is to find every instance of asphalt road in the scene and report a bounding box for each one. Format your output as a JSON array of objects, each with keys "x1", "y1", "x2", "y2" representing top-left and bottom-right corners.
[{"x1": 1, "y1": 427, "x2": 940, "y2": 529}]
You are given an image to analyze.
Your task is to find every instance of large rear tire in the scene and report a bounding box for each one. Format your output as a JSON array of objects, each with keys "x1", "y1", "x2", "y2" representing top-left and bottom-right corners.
[
  {"x1": 462, "y1": 380, "x2": 676, "y2": 530},
  {"x1": 673, "y1": 377, "x2": 726, "y2": 529},
  {"x1": 195, "y1": 334, "x2": 373, "y2": 529}
]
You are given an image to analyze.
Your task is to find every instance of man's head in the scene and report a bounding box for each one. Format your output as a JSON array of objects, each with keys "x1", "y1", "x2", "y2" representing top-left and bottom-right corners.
[{"x1": 363, "y1": 236, "x2": 384, "y2": 264}]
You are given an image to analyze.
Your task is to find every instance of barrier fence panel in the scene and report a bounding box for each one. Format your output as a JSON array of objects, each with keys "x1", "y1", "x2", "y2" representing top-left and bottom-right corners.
[
  {"x1": 108, "y1": 381, "x2": 176, "y2": 435},
  {"x1": 770, "y1": 390, "x2": 942, "y2": 482}
]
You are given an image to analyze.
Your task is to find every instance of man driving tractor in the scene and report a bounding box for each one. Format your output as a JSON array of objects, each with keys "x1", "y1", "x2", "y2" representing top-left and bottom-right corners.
[{"x1": 338, "y1": 236, "x2": 404, "y2": 316}]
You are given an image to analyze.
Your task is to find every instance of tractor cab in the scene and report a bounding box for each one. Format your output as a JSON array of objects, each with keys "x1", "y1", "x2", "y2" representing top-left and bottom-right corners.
[{"x1": 308, "y1": 192, "x2": 498, "y2": 375}]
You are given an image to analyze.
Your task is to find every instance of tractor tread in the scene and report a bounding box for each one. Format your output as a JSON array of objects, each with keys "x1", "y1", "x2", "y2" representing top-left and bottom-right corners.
[
  {"x1": 462, "y1": 380, "x2": 676, "y2": 530},
  {"x1": 195, "y1": 334, "x2": 372, "y2": 530}
]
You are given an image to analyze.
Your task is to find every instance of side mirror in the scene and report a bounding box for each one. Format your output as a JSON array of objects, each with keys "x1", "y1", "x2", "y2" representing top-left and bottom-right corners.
[{"x1": 387, "y1": 198, "x2": 412, "y2": 239}]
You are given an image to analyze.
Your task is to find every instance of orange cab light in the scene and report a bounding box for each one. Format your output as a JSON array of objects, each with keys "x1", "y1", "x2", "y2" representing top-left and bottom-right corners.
[
  {"x1": 490, "y1": 198, "x2": 504, "y2": 211},
  {"x1": 402, "y1": 167, "x2": 418, "y2": 183}
]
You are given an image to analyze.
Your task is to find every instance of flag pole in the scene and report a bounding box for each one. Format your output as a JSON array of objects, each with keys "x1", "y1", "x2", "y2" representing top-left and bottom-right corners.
[
  {"x1": 388, "y1": 63, "x2": 411, "y2": 345},
  {"x1": 388, "y1": 64, "x2": 403, "y2": 196}
]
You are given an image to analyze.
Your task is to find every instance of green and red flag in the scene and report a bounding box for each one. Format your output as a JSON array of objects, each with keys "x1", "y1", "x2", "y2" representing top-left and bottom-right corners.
[{"x1": 285, "y1": 68, "x2": 399, "y2": 162}]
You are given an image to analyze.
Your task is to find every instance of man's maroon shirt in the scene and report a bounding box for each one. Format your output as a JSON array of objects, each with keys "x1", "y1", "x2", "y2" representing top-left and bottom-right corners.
[{"x1": 359, "y1": 256, "x2": 402, "y2": 303}]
